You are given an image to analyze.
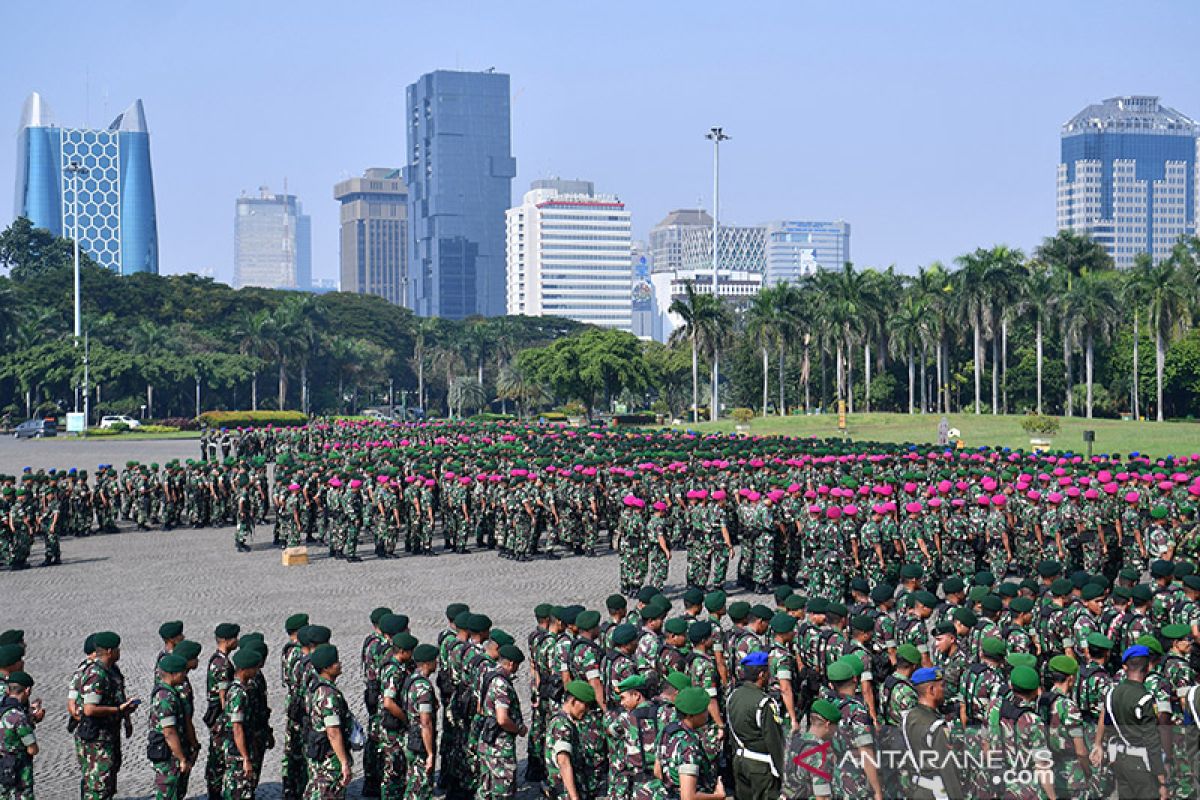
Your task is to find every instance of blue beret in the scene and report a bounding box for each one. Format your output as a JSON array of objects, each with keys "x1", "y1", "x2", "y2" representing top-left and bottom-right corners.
[
  {"x1": 1122, "y1": 645, "x2": 1150, "y2": 663},
  {"x1": 740, "y1": 651, "x2": 769, "y2": 667},
  {"x1": 911, "y1": 666, "x2": 942, "y2": 685}
]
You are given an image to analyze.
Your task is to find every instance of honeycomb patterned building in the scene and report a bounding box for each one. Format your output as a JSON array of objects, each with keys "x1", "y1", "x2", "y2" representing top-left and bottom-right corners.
[{"x1": 13, "y1": 92, "x2": 159, "y2": 275}]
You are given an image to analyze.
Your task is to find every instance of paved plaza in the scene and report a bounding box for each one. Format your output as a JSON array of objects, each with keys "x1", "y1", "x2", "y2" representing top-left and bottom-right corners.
[{"x1": 1, "y1": 435, "x2": 719, "y2": 798}]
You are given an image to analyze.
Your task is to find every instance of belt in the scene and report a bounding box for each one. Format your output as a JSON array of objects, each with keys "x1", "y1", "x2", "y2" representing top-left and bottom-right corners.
[
  {"x1": 735, "y1": 747, "x2": 779, "y2": 778},
  {"x1": 1108, "y1": 742, "x2": 1150, "y2": 770},
  {"x1": 915, "y1": 775, "x2": 949, "y2": 800}
]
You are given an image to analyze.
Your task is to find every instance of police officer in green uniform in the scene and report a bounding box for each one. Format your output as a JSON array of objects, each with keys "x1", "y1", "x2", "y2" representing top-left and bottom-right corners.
[
  {"x1": 1093, "y1": 644, "x2": 1168, "y2": 800},
  {"x1": 726, "y1": 651, "x2": 783, "y2": 800},
  {"x1": 901, "y1": 666, "x2": 964, "y2": 800}
]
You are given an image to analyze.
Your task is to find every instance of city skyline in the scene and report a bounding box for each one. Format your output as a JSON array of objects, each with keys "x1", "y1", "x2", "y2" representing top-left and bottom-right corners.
[{"x1": 3, "y1": 3, "x2": 1199, "y2": 288}]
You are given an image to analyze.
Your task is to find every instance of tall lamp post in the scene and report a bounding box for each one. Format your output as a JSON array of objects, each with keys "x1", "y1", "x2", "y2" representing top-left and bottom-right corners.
[
  {"x1": 64, "y1": 160, "x2": 89, "y2": 416},
  {"x1": 705, "y1": 127, "x2": 729, "y2": 422}
]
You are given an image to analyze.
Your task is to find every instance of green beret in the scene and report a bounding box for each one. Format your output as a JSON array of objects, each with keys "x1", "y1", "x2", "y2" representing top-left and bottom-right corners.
[
  {"x1": 1151, "y1": 505, "x2": 1168, "y2": 520},
  {"x1": 310, "y1": 645, "x2": 339, "y2": 671},
  {"x1": 1086, "y1": 633, "x2": 1114, "y2": 650},
  {"x1": 827, "y1": 660, "x2": 856, "y2": 682},
  {"x1": 688, "y1": 621, "x2": 713, "y2": 644},
  {"x1": 498, "y1": 644, "x2": 524, "y2": 664},
  {"x1": 159, "y1": 654, "x2": 188, "y2": 674},
  {"x1": 1050, "y1": 579, "x2": 1073, "y2": 597},
  {"x1": 158, "y1": 621, "x2": 184, "y2": 640},
  {"x1": 446, "y1": 603, "x2": 470, "y2": 621},
  {"x1": 1037, "y1": 560, "x2": 1062, "y2": 578},
  {"x1": 967, "y1": 586, "x2": 989, "y2": 603},
  {"x1": 665, "y1": 670, "x2": 692, "y2": 691},
  {"x1": 1118, "y1": 568, "x2": 1140, "y2": 582},
  {"x1": 770, "y1": 614, "x2": 797, "y2": 634},
  {"x1": 566, "y1": 680, "x2": 596, "y2": 704},
  {"x1": 997, "y1": 583, "x2": 1019, "y2": 598},
  {"x1": 750, "y1": 604, "x2": 775, "y2": 621},
  {"x1": 773, "y1": 585, "x2": 794, "y2": 603},
  {"x1": 1010, "y1": 665, "x2": 1040, "y2": 692},
  {"x1": 1081, "y1": 584, "x2": 1104, "y2": 601},
  {"x1": 491, "y1": 630, "x2": 514, "y2": 648},
  {"x1": 232, "y1": 649, "x2": 259, "y2": 670},
  {"x1": 1162, "y1": 624, "x2": 1190, "y2": 641},
  {"x1": 931, "y1": 621, "x2": 954, "y2": 637},
  {"x1": 664, "y1": 618, "x2": 688, "y2": 636},
  {"x1": 980, "y1": 595, "x2": 1003, "y2": 612},
  {"x1": 783, "y1": 595, "x2": 805, "y2": 611},
  {"x1": 534, "y1": 603, "x2": 554, "y2": 619},
  {"x1": 5, "y1": 671, "x2": 33, "y2": 688},
  {"x1": 379, "y1": 615, "x2": 408, "y2": 637},
  {"x1": 850, "y1": 615, "x2": 875, "y2": 633},
  {"x1": 914, "y1": 591, "x2": 938, "y2": 609},
  {"x1": 870, "y1": 584, "x2": 895, "y2": 604},
  {"x1": 174, "y1": 640, "x2": 201, "y2": 662},
  {"x1": 896, "y1": 644, "x2": 922, "y2": 665},
  {"x1": 1150, "y1": 560, "x2": 1174, "y2": 578},
  {"x1": 641, "y1": 602, "x2": 667, "y2": 621},
  {"x1": 0, "y1": 645, "x2": 22, "y2": 669},
  {"x1": 728, "y1": 602, "x2": 751, "y2": 622},
  {"x1": 300, "y1": 625, "x2": 331, "y2": 646},
  {"x1": 981, "y1": 637, "x2": 1007, "y2": 657},
  {"x1": 0, "y1": 630, "x2": 23, "y2": 647},
  {"x1": 674, "y1": 686, "x2": 710, "y2": 716},
  {"x1": 611, "y1": 624, "x2": 638, "y2": 647},
  {"x1": 1049, "y1": 655, "x2": 1079, "y2": 676},
  {"x1": 1185, "y1": 575, "x2": 1200, "y2": 592},
  {"x1": 942, "y1": 577, "x2": 965, "y2": 594},
  {"x1": 576, "y1": 611, "x2": 601, "y2": 631},
  {"x1": 617, "y1": 674, "x2": 647, "y2": 692},
  {"x1": 388, "y1": 632, "x2": 415, "y2": 652},
  {"x1": 1006, "y1": 652, "x2": 1037, "y2": 670},
  {"x1": 1136, "y1": 635, "x2": 1164, "y2": 655},
  {"x1": 900, "y1": 564, "x2": 923, "y2": 579},
  {"x1": 215, "y1": 623, "x2": 241, "y2": 640},
  {"x1": 370, "y1": 607, "x2": 394, "y2": 627},
  {"x1": 952, "y1": 608, "x2": 977, "y2": 627},
  {"x1": 413, "y1": 644, "x2": 439, "y2": 663},
  {"x1": 606, "y1": 594, "x2": 627, "y2": 611},
  {"x1": 466, "y1": 614, "x2": 491, "y2": 634},
  {"x1": 93, "y1": 632, "x2": 121, "y2": 650},
  {"x1": 1010, "y1": 597, "x2": 1034, "y2": 614},
  {"x1": 807, "y1": 597, "x2": 829, "y2": 614},
  {"x1": 704, "y1": 591, "x2": 727, "y2": 612},
  {"x1": 810, "y1": 698, "x2": 843, "y2": 723},
  {"x1": 285, "y1": 614, "x2": 309, "y2": 634},
  {"x1": 1132, "y1": 585, "x2": 1153, "y2": 603},
  {"x1": 973, "y1": 571, "x2": 996, "y2": 587},
  {"x1": 826, "y1": 602, "x2": 848, "y2": 618},
  {"x1": 637, "y1": 587, "x2": 659, "y2": 604},
  {"x1": 683, "y1": 587, "x2": 705, "y2": 607}
]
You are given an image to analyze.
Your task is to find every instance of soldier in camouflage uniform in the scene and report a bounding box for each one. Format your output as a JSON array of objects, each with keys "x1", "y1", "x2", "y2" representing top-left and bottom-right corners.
[
  {"x1": 989, "y1": 665, "x2": 1055, "y2": 800},
  {"x1": 781, "y1": 699, "x2": 839, "y2": 800},
  {"x1": 645, "y1": 502, "x2": 671, "y2": 591},
  {"x1": 649, "y1": 687, "x2": 723, "y2": 800},
  {"x1": 827, "y1": 659, "x2": 884, "y2": 799},
  {"x1": 402, "y1": 645, "x2": 439, "y2": 800},
  {"x1": 234, "y1": 475, "x2": 254, "y2": 552},
  {"x1": 76, "y1": 631, "x2": 137, "y2": 800},
  {"x1": 0, "y1": 671, "x2": 37, "y2": 800},
  {"x1": 616, "y1": 496, "x2": 648, "y2": 596},
  {"x1": 1159, "y1": 624, "x2": 1196, "y2": 798},
  {"x1": 1043, "y1": 655, "x2": 1091, "y2": 798},
  {"x1": 477, "y1": 645, "x2": 526, "y2": 800},
  {"x1": 304, "y1": 645, "x2": 353, "y2": 800},
  {"x1": 148, "y1": 654, "x2": 192, "y2": 799},
  {"x1": 222, "y1": 648, "x2": 260, "y2": 800},
  {"x1": 545, "y1": 680, "x2": 593, "y2": 800}
]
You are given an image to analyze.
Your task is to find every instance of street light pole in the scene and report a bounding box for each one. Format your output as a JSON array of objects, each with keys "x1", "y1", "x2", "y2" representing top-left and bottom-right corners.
[
  {"x1": 705, "y1": 127, "x2": 729, "y2": 423},
  {"x1": 65, "y1": 161, "x2": 88, "y2": 414}
]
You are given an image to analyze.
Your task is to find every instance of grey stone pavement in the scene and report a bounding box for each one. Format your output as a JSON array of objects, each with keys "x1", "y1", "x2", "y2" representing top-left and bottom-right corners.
[{"x1": 0, "y1": 436, "x2": 745, "y2": 798}]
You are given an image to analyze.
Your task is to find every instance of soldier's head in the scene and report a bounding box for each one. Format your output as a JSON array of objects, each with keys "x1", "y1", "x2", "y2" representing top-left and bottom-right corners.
[
  {"x1": 805, "y1": 597, "x2": 828, "y2": 625},
  {"x1": 674, "y1": 687, "x2": 711, "y2": 730},
  {"x1": 1010, "y1": 665, "x2": 1040, "y2": 701},
  {"x1": 912, "y1": 667, "x2": 944, "y2": 706},
  {"x1": 310, "y1": 644, "x2": 341, "y2": 680},
  {"x1": 932, "y1": 622, "x2": 956, "y2": 655},
  {"x1": 663, "y1": 618, "x2": 688, "y2": 647},
  {"x1": 159, "y1": 654, "x2": 188, "y2": 688},
  {"x1": 940, "y1": 576, "x2": 965, "y2": 604},
  {"x1": 827, "y1": 660, "x2": 858, "y2": 698},
  {"x1": 912, "y1": 592, "x2": 938, "y2": 620},
  {"x1": 576, "y1": 611, "x2": 601, "y2": 641},
  {"x1": 158, "y1": 620, "x2": 184, "y2": 651},
  {"x1": 770, "y1": 613, "x2": 797, "y2": 645},
  {"x1": 5, "y1": 671, "x2": 32, "y2": 704},
  {"x1": 849, "y1": 615, "x2": 874, "y2": 645},
  {"x1": 563, "y1": 680, "x2": 595, "y2": 720},
  {"x1": 92, "y1": 631, "x2": 120, "y2": 666},
  {"x1": 231, "y1": 647, "x2": 260, "y2": 681},
  {"x1": 175, "y1": 640, "x2": 202, "y2": 671},
  {"x1": 1048, "y1": 655, "x2": 1077, "y2": 692},
  {"x1": 1162, "y1": 625, "x2": 1191, "y2": 657},
  {"x1": 0, "y1": 643, "x2": 24, "y2": 676},
  {"x1": 617, "y1": 674, "x2": 648, "y2": 711},
  {"x1": 413, "y1": 644, "x2": 438, "y2": 676},
  {"x1": 393, "y1": 634, "x2": 417, "y2": 663},
  {"x1": 605, "y1": 594, "x2": 627, "y2": 622},
  {"x1": 807, "y1": 699, "x2": 841, "y2": 740},
  {"x1": 895, "y1": 644, "x2": 922, "y2": 676},
  {"x1": 498, "y1": 644, "x2": 524, "y2": 677},
  {"x1": 687, "y1": 621, "x2": 714, "y2": 653}
]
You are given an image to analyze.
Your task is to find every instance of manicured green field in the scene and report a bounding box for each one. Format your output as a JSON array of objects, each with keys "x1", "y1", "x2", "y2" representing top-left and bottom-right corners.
[{"x1": 675, "y1": 412, "x2": 1199, "y2": 458}]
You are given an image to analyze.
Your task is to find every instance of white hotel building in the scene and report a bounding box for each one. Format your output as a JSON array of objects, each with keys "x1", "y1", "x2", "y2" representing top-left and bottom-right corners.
[{"x1": 506, "y1": 179, "x2": 633, "y2": 331}]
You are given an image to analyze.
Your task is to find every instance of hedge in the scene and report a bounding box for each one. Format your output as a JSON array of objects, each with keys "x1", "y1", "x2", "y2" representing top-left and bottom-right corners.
[
  {"x1": 197, "y1": 410, "x2": 309, "y2": 428},
  {"x1": 613, "y1": 413, "x2": 656, "y2": 426}
]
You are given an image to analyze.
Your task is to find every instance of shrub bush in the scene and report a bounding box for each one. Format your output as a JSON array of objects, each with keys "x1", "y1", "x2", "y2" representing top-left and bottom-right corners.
[
  {"x1": 138, "y1": 424, "x2": 180, "y2": 434},
  {"x1": 613, "y1": 413, "x2": 656, "y2": 426},
  {"x1": 198, "y1": 410, "x2": 309, "y2": 428},
  {"x1": 469, "y1": 413, "x2": 516, "y2": 422},
  {"x1": 732, "y1": 407, "x2": 755, "y2": 424},
  {"x1": 84, "y1": 427, "x2": 122, "y2": 436},
  {"x1": 156, "y1": 417, "x2": 200, "y2": 431},
  {"x1": 109, "y1": 422, "x2": 130, "y2": 433},
  {"x1": 1020, "y1": 413, "x2": 1061, "y2": 437}
]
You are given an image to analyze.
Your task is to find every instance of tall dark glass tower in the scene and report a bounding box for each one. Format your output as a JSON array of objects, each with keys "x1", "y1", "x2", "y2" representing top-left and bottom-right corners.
[
  {"x1": 13, "y1": 92, "x2": 159, "y2": 274},
  {"x1": 404, "y1": 70, "x2": 515, "y2": 318}
]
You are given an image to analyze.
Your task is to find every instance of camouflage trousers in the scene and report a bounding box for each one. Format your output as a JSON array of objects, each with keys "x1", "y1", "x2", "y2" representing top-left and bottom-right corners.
[
  {"x1": 7, "y1": 527, "x2": 30, "y2": 566},
  {"x1": 77, "y1": 738, "x2": 117, "y2": 799},
  {"x1": 751, "y1": 529, "x2": 775, "y2": 584},
  {"x1": 618, "y1": 541, "x2": 648, "y2": 594},
  {"x1": 646, "y1": 547, "x2": 669, "y2": 590},
  {"x1": 477, "y1": 740, "x2": 518, "y2": 800},
  {"x1": 0, "y1": 756, "x2": 33, "y2": 800},
  {"x1": 378, "y1": 730, "x2": 407, "y2": 800},
  {"x1": 205, "y1": 728, "x2": 226, "y2": 798},
  {"x1": 43, "y1": 523, "x2": 61, "y2": 560},
  {"x1": 405, "y1": 746, "x2": 435, "y2": 800},
  {"x1": 151, "y1": 757, "x2": 183, "y2": 799},
  {"x1": 282, "y1": 715, "x2": 307, "y2": 800},
  {"x1": 1081, "y1": 535, "x2": 1105, "y2": 575},
  {"x1": 511, "y1": 522, "x2": 533, "y2": 557},
  {"x1": 303, "y1": 751, "x2": 347, "y2": 800},
  {"x1": 376, "y1": 523, "x2": 399, "y2": 555},
  {"x1": 686, "y1": 538, "x2": 713, "y2": 587},
  {"x1": 236, "y1": 518, "x2": 253, "y2": 547},
  {"x1": 343, "y1": 520, "x2": 362, "y2": 558}
]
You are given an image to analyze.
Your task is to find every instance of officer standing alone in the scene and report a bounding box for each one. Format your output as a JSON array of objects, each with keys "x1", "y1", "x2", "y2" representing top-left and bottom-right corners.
[{"x1": 726, "y1": 651, "x2": 783, "y2": 800}]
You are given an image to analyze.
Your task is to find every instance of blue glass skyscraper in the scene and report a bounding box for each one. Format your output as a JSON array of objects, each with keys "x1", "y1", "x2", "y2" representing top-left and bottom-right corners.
[
  {"x1": 1058, "y1": 96, "x2": 1198, "y2": 268},
  {"x1": 404, "y1": 70, "x2": 515, "y2": 318},
  {"x1": 13, "y1": 92, "x2": 159, "y2": 275}
]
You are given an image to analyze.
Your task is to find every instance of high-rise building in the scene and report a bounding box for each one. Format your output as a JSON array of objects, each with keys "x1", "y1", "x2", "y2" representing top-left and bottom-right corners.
[
  {"x1": 335, "y1": 168, "x2": 408, "y2": 305},
  {"x1": 1058, "y1": 95, "x2": 1199, "y2": 267},
  {"x1": 404, "y1": 69, "x2": 516, "y2": 319},
  {"x1": 506, "y1": 179, "x2": 632, "y2": 330},
  {"x1": 13, "y1": 92, "x2": 159, "y2": 274},
  {"x1": 764, "y1": 220, "x2": 850, "y2": 284},
  {"x1": 233, "y1": 188, "x2": 312, "y2": 290},
  {"x1": 648, "y1": 209, "x2": 713, "y2": 273}
]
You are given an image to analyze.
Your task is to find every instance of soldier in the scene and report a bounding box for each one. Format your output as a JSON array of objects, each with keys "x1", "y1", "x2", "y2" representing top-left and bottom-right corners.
[
  {"x1": 222, "y1": 646, "x2": 258, "y2": 800},
  {"x1": 545, "y1": 680, "x2": 594, "y2": 800},
  {"x1": 477, "y1": 644, "x2": 527, "y2": 800},
  {"x1": 1041, "y1": 654, "x2": 1092, "y2": 797},
  {"x1": 827, "y1": 658, "x2": 884, "y2": 800},
  {"x1": 617, "y1": 496, "x2": 648, "y2": 596},
  {"x1": 766, "y1": 613, "x2": 800, "y2": 733},
  {"x1": 203, "y1": 622, "x2": 240, "y2": 800},
  {"x1": 1158, "y1": 623, "x2": 1196, "y2": 797},
  {"x1": 0, "y1": 671, "x2": 37, "y2": 800},
  {"x1": 900, "y1": 666, "x2": 964, "y2": 800},
  {"x1": 654, "y1": 686, "x2": 726, "y2": 800},
  {"x1": 234, "y1": 475, "x2": 254, "y2": 552},
  {"x1": 401, "y1": 644, "x2": 439, "y2": 800},
  {"x1": 645, "y1": 501, "x2": 672, "y2": 591},
  {"x1": 374, "y1": 618, "x2": 413, "y2": 800},
  {"x1": 609, "y1": 673, "x2": 663, "y2": 800},
  {"x1": 76, "y1": 631, "x2": 139, "y2": 800},
  {"x1": 361, "y1": 607, "x2": 395, "y2": 798},
  {"x1": 148, "y1": 654, "x2": 192, "y2": 799},
  {"x1": 281, "y1": 613, "x2": 312, "y2": 800},
  {"x1": 305, "y1": 644, "x2": 354, "y2": 799},
  {"x1": 781, "y1": 698, "x2": 839, "y2": 800},
  {"x1": 725, "y1": 652, "x2": 782, "y2": 800},
  {"x1": 1093, "y1": 645, "x2": 1169, "y2": 800}
]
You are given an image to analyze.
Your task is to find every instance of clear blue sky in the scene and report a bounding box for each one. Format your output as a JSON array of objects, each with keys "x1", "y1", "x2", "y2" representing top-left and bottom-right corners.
[{"x1": 4, "y1": 1, "x2": 1199, "y2": 285}]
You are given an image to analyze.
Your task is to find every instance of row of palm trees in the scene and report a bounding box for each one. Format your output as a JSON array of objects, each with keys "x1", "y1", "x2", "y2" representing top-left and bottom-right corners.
[{"x1": 669, "y1": 230, "x2": 1200, "y2": 422}]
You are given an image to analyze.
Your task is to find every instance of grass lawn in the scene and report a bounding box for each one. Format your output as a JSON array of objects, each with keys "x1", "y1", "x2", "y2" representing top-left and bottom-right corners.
[
  {"x1": 676, "y1": 412, "x2": 1200, "y2": 458},
  {"x1": 69, "y1": 430, "x2": 202, "y2": 441}
]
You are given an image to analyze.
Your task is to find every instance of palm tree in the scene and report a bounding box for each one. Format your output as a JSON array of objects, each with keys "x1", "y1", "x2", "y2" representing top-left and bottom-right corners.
[
  {"x1": 233, "y1": 308, "x2": 277, "y2": 411},
  {"x1": 410, "y1": 317, "x2": 438, "y2": 413},
  {"x1": 496, "y1": 364, "x2": 551, "y2": 418},
  {"x1": 911, "y1": 263, "x2": 953, "y2": 413},
  {"x1": 1142, "y1": 254, "x2": 1191, "y2": 421},
  {"x1": 1122, "y1": 254, "x2": 1154, "y2": 420},
  {"x1": 1063, "y1": 272, "x2": 1119, "y2": 418},
  {"x1": 817, "y1": 263, "x2": 873, "y2": 413},
  {"x1": 128, "y1": 320, "x2": 171, "y2": 417},
  {"x1": 983, "y1": 246, "x2": 1023, "y2": 414},
  {"x1": 669, "y1": 282, "x2": 725, "y2": 423},
  {"x1": 428, "y1": 337, "x2": 465, "y2": 417},
  {"x1": 887, "y1": 290, "x2": 927, "y2": 414},
  {"x1": 953, "y1": 249, "x2": 990, "y2": 414},
  {"x1": 447, "y1": 376, "x2": 487, "y2": 418},
  {"x1": 746, "y1": 287, "x2": 784, "y2": 416},
  {"x1": 1014, "y1": 262, "x2": 1060, "y2": 415},
  {"x1": 272, "y1": 296, "x2": 319, "y2": 412}
]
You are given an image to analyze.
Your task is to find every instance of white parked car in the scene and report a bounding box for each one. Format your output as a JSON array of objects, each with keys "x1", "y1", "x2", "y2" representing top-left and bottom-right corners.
[{"x1": 99, "y1": 415, "x2": 141, "y2": 429}]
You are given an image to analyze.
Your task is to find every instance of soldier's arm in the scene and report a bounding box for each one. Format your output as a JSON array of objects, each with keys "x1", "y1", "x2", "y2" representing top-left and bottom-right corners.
[{"x1": 419, "y1": 708, "x2": 435, "y2": 770}]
